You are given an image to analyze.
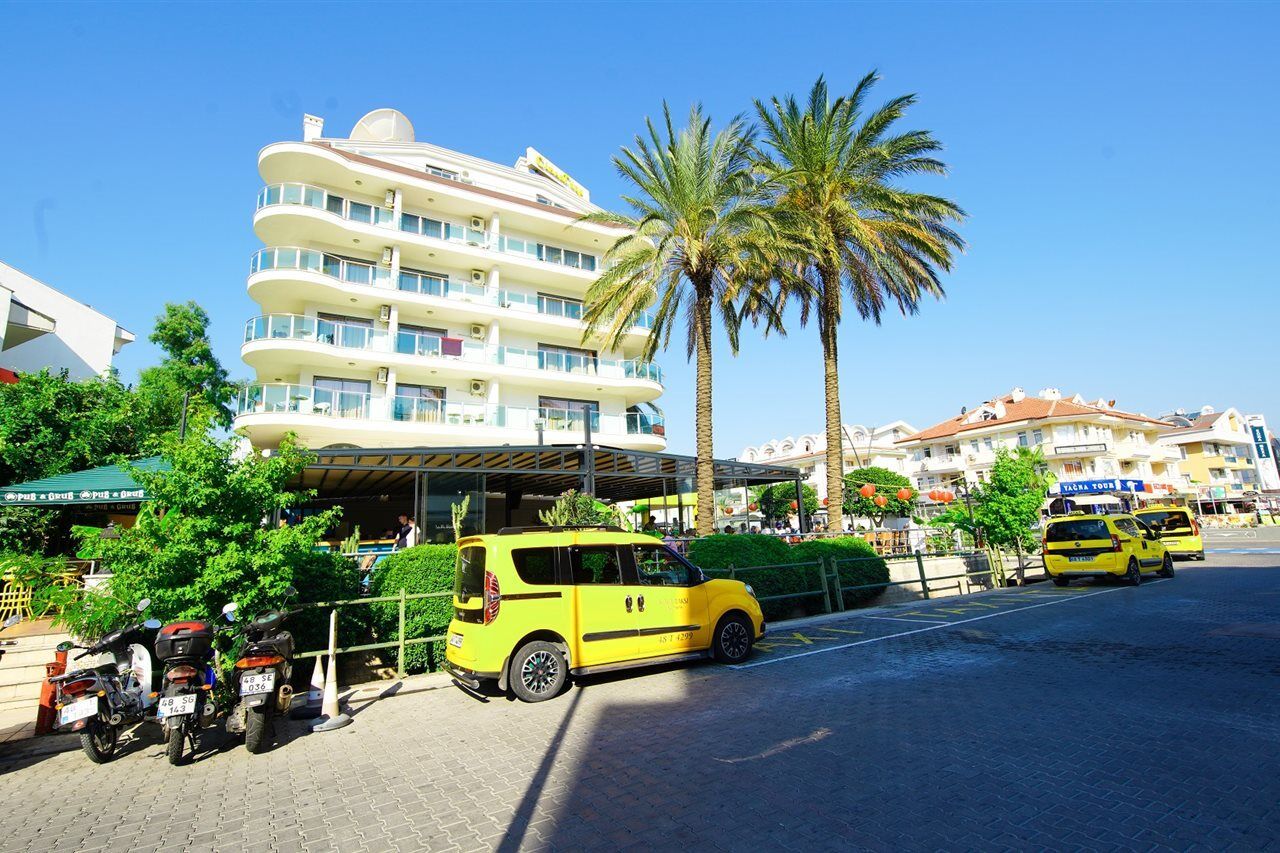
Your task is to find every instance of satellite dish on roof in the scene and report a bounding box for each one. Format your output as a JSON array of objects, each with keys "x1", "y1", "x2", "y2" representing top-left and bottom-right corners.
[{"x1": 350, "y1": 109, "x2": 415, "y2": 143}]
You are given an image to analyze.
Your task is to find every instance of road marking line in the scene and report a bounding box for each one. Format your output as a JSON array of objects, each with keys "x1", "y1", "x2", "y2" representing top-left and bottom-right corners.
[
  {"x1": 862, "y1": 615, "x2": 954, "y2": 625},
  {"x1": 731, "y1": 581, "x2": 1168, "y2": 670}
]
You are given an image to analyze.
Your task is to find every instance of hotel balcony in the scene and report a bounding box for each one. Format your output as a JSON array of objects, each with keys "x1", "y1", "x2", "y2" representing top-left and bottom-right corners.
[
  {"x1": 252, "y1": 183, "x2": 601, "y2": 289},
  {"x1": 241, "y1": 314, "x2": 663, "y2": 402},
  {"x1": 233, "y1": 383, "x2": 667, "y2": 451},
  {"x1": 246, "y1": 247, "x2": 653, "y2": 344}
]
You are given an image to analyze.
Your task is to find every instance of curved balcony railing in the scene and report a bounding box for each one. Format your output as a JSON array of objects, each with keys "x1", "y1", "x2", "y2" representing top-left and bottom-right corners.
[
  {"x1": 256, "y1": 182, "x2": 395, "y2": 226},
  {"x1": 237, "y1": 384, "x2": 371, "y2": 419},
  {"x1": 242, "y1": 314, "x2": 663, "y2": 385},
  {"x1": 255, "y1": 184, "x2": 599, "y2": 273},
  {"x1": 237, "y1": 385, "x2": 665, "y2": 437},
  {"x1": 250, "y1": 246, "x2": 392, "y2": 288}
]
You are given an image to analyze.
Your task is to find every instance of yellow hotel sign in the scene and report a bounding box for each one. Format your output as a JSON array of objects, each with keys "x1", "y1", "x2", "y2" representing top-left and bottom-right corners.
[{"x1": 525, "y1": 147, "x2": 588, "y2": 201}]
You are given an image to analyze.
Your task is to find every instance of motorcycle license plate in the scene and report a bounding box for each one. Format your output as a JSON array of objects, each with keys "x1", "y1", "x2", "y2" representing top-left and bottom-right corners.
[
  {"x1": 59, "y1": 696, "x2": 98, "y2": 726},
  {"x1": 240, "y1": 672, "x2": 276, "y2": 696},
  {"x1": 157, "y1": 694, "x2": 197, "y2": 718}
]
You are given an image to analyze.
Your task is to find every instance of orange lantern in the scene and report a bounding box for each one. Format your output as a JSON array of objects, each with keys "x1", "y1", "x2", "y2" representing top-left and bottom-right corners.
[
  {"x1": 790, "y1": 500, "x2": 798, "y2": 511},
  {"x1": 822, "y1": 497, "x2": 829, "y2": 506},
  {"x1": 873, "y1": 495, "x2": 888, "y2": 508},
  {"x1": 896, "y1": 488, "x2": 912, "y2": 502},
  {"x1": 859, "y1": 483, "x2": 876, "y2": 499},
  {"x1": 927, "y1": 489, "x2": 938, "y2": 501},
  {"x1": 723, "y1": 505, "x2": 735, "y2": 516},
  {"x1": 941, "y1": 491, "x2": 955, "y2": 503},
  {"x1": 748, "y1": 502, "x2": 759, "y2": 512}
]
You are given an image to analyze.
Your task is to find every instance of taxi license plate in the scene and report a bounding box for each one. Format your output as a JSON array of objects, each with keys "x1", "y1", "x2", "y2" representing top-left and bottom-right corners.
[
  {"x1": 240, "y1": 672, "x2": 276, "y2": 696},
  {"x1": 448, "y1": 633, "x2": 464, "y2": 648},
  {"x1": 157, "y1": 694, "x2": 197, "y2": 718},
  {"x1": 1068, "y1": 555, "x2": 1093, "y2": 563},
  {"x1": 59, "y1": 696, "x2": 98, "y2": 726}
]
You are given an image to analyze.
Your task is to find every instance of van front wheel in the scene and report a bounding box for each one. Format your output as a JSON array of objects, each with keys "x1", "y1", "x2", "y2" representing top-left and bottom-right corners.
[
  {"x1": 510, "y1": 641, "x2": 566, "y2": 703},
  {"x1": 712, "y1": 614, "x2": 753, "y2": 664}
]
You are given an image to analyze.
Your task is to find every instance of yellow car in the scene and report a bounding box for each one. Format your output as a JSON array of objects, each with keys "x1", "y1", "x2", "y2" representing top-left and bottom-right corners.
[
  {"x1": 443, "y1": 526, "x2": 766, "y2": 702},
  {"x1": 1042, "y1": 513, "x2": 1174, "y2": 587},
  {"x1": 1134, "y1": 505, "x2": 1204, "y2": 561}
]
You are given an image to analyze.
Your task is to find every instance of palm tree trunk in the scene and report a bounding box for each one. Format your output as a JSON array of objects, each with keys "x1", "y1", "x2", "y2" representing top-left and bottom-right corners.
[
  {"x1": 819, "y1": 267, "x2": 844, "y2": 534},
  {"x1": 694, "y1": 285, "x2": 715, "y2": 537}
]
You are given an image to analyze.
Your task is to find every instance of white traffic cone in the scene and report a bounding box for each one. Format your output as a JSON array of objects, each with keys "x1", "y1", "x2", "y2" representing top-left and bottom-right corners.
[
  {"x1": 291, "y1": 656, "x2": 324, "y2": 719},
  {"x1": 312, "y1": 609, "x2": 351, "y2": 732}
]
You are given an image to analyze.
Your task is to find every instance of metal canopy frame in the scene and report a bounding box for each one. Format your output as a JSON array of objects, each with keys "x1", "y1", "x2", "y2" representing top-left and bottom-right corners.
[{"x1": 296, "y1": 443, "x2": 802, "y2": 507}]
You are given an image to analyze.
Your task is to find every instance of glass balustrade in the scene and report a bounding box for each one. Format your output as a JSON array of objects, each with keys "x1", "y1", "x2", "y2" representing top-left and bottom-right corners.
[
  {"x1": 495, "y1": 235, "x2": 597, "y2": 271},
  {"x1": 257, "y1": 183, "x2": 394, "y2": 227},
  {"x1": 250, "y1": 247, "x2": 391, "y2": 288},
  {"x1": 242, "y1": 324, "x2": 663, "y2": 384},
  {"x1": 244, "y1": 315, "x2": 388, "y2": 351},
  {"x1": 239, "y1": 388, "x2": 664, "y2": 439},
  {"x1": 237, "y1": 384, "x2": 371, "y2": 419}
]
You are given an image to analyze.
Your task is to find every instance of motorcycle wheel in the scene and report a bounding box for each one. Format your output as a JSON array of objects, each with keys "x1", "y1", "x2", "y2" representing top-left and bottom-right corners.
[
  {"x1": 245, "y1": 705, "x2": 271, "y2": 754},
  {"x1": 166, "y1": 723, "x2": 185, "y2": 766},
  {"x1": 79, "y1": 719, "x2": 118, "y2": 764}
]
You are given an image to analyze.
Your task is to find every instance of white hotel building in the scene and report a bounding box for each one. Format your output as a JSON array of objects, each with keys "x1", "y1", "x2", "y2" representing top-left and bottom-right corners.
[{"x1": 234, "y1": 109, "x2": 665, "y2": 452}]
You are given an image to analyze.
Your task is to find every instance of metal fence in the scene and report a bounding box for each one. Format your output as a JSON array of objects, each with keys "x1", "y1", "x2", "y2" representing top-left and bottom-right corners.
[{"x1": 292, "y1": 589, "x2": 452, "y2": 678}]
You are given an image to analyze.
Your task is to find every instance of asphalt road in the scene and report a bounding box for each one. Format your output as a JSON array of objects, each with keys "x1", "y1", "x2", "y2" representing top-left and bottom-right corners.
[{"x1": 2, "y1": 552, "x2": 1277, "y2": 852}]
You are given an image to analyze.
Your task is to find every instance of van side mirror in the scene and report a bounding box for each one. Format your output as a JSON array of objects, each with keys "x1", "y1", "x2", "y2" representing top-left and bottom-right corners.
[
  {"x1": 222, "y1": 602, "x2": 238, "y2": 622},
  {"x1": 136, "y1": 598, "x2": 151, "y2": 612}
]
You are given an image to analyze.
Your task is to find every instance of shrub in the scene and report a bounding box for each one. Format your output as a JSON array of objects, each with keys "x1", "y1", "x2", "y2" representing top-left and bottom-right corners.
[
  {"x1": 369, "y1": 544, "x2": 457, "y2": 673},
  {"x1": 789, "y1": 536, "x2": 889, "y2": 607},
  {"x1": 686, "y1": 535, "x2": 821, "y2": 621}
]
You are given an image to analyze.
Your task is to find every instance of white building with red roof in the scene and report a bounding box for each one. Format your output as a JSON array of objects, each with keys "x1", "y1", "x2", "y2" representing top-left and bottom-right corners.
[{"x1": 897, "y1": 386, "x2": 1183, "y2": 507}]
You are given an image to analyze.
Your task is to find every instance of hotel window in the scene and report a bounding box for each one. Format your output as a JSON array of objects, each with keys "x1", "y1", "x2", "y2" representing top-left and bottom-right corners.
[
  {"x1": 1063, "y1": 461, "x2": 1084, "y2": 476},
  {"x1": 423, "y1": 163, "x2": 460, "y2": 181},
  {"x1": 539, "y1": 396, "x2": 599, "y2": 432},
  {"x1": 983, "y1": 437, "x2": 994, "y2": 451},
  {"x1": 538, "y1": 343, "x2": 597, "y2": 374},
  {"x1": 394, "y1": 385, "x2": 446, "y2": 422},
  {"x1": 970, "y1": 439, "x2": 979, "y2": 453},
  {"x1": 1017, "y1": 431, "x2": 1029, "y2": 447},
  {"x1": 1032, "y1": 429, "x2": 1043, "y2": 445}
]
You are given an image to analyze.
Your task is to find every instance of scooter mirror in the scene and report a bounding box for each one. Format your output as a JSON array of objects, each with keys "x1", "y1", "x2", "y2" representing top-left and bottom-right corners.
[
  {"x1": 143, "y1": 618, "x2": 162, "y2": 630},
  {"x1": 2, "y1": 614, "x2": 20, "y2": 628},
  {"x1": 136, "y1": 598, "x2": 151, "y2": 612},
  {"x1": 222, "y1": 602, "x2": 238, "y2": 622},
  {"x1": 284, "y1": 585, "x2": 298, "y2": 600},
  {"x1": 56, "y1": 640, "x2": 74, "y2": 652}
]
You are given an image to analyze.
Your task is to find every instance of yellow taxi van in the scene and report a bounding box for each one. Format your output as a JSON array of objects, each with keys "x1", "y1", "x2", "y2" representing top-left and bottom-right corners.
[
  {"x1": 1043, "y1": 512, "x2": 1174, "y2": 587},
  {"x1": 1133, "y1": 505, "x2": 1204, "y2": 561},
  {"x1": 443, "y1": 526, "x2": 766, "y2": 702}
]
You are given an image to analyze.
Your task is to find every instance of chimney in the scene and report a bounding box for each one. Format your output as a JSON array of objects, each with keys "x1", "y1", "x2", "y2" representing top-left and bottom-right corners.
[
  {"x1": 1010, "y1": 386, "x2": 1026, "y2": 403},
  {"x1": 303, "y1": 114, "x2": 324, "y2": 142},
  {"x1": 1038, "y1": 387, "x2": 1061, "y2": 401}
]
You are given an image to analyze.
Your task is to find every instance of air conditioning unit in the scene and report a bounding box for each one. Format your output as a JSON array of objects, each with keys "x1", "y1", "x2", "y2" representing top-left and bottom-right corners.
[
  {"x1": 469, "y1": 323, "x2": 486, "y2": 340},
  {"x1": 471, "y1": 269, "x2": 485, "y2": 285},
  {"x1": 381, "y1": 247, "x2": 393, "y2": 266},
  {"x1": 378, "y1": 304, "x2": 392, "y2": 322},
  {"x1": 469, "y1": 379, "x2": 487, "y2": 396},
  {"x1": 470, "y1": 216, "x2": 484, "y2": 230},
  {"x1": 376, "y1": 367, "x2": 389, "y2": 384},
  {"x1": 384, "y1": 190, "x2": 395, "y2": 207}
]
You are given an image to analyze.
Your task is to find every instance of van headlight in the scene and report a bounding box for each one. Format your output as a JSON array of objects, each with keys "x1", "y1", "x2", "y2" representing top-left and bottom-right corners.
[{"x1": 744, "y1": 584, "x2": 756, "y2": 598}]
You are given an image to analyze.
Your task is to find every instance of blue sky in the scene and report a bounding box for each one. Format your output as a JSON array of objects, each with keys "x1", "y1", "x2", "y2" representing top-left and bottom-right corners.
[{"x1": 2, "y1": 2, "x2": 1277, "y2": 456}]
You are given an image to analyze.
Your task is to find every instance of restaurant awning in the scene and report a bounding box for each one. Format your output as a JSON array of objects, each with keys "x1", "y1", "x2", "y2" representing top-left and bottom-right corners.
[{"x1": 1, "y1": 456, "x2": 168, "y2": 506}]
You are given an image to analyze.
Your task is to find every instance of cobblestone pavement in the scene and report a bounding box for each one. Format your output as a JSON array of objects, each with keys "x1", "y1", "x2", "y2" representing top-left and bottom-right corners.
[{"x1": 2, "y1": 554, "x2": 1277, "y2": 852}]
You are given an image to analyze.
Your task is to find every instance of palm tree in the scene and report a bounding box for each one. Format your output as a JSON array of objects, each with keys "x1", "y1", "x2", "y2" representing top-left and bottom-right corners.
[
  {"x1": 754, "y1": 73, "x2": 966, "y2": 533},
  {"x1": 580, "y1": 105, "x2": 776, "y2": 536}
]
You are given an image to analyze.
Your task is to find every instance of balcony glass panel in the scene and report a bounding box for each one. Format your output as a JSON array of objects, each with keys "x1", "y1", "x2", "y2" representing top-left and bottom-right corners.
[
  {"x1": 251, "y1": 247, "x2": 389, "y2": 288},
  {"x1": 396, "y1": 331, "x2": 443, "y2": 357},
  {"x1": 238, "y1": 384, "x2": 371, "y2": 420},
  {"x1": 398, "y1": 270, "x2": 447, "y2": 297}
]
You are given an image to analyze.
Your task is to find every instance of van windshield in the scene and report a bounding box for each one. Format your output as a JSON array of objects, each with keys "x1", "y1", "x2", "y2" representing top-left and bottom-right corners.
[
  {"x1": 1045, "y1": 519, "x2": 1111, "y2": 542},
  {"x1": 1136, "y1": 510, "x2": 1194, "y2": 533},
  {"x1": 455, "y1": 546, "x2": 486, "y2": 602}
]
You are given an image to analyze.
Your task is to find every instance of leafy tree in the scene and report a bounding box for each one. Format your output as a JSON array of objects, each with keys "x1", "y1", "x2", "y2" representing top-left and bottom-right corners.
[
  {"x1": 54, "y1": 430, "x2": 357, "y2": 653},
  {"x1": 843, "y1": 466, "x2": 915, "y2": 523},
  {"x1": 932, "y1": 447, "x2": 1052, "y2": 552},
  {"x1": 580, "y1": 105, "x2": 779, "y2": 536},
  {"x1": 754, "y1": 74, "x2": 965, "y2": 534},
  {"x1": 136, "y1": 301, "x2": 235, "y2": 432},
  {"x1": 754, "y1": 482, "x2": 819, "y2": 524}
]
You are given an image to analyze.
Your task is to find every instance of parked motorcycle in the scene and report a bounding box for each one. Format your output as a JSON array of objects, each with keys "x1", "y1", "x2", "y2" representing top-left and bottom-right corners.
[
  {"x1": 154, "y1": 602, "x2": 236, "y2": 766},
  {"x1": 0, "y1": 613, "x2": 21, "y2": 660},
  {"x1": 225, "y1": 586, "x2": 299, "y2": 754},
  {"x1": 50, "y1": 599, "x2": 161, "y2": 763}
]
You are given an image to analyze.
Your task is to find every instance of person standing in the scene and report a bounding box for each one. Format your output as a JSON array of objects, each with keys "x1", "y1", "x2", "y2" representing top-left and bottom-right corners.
[{"x1": 395, "y1": 513, "x2": 418, "y2": 549}]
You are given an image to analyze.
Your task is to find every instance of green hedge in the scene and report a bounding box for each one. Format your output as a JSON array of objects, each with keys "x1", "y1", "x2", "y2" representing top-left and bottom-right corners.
[
  {"x1": 788, "y1": 537, "x2": 889, "y2": 608},
  {"x1": 685, "y1": 534, "x2": 889, "y2": 619},
  {"x1": 686, "y1": 535, "x2": 821, "y2": 621},
  {"x1": 368, "y1": 544, "x2": 456, "y2": 673}
]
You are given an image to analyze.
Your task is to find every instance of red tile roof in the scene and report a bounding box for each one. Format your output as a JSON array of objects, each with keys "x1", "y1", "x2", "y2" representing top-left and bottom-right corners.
[{"x1": 897, "y1": 393, "x2": 1171, "y2": 444}]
